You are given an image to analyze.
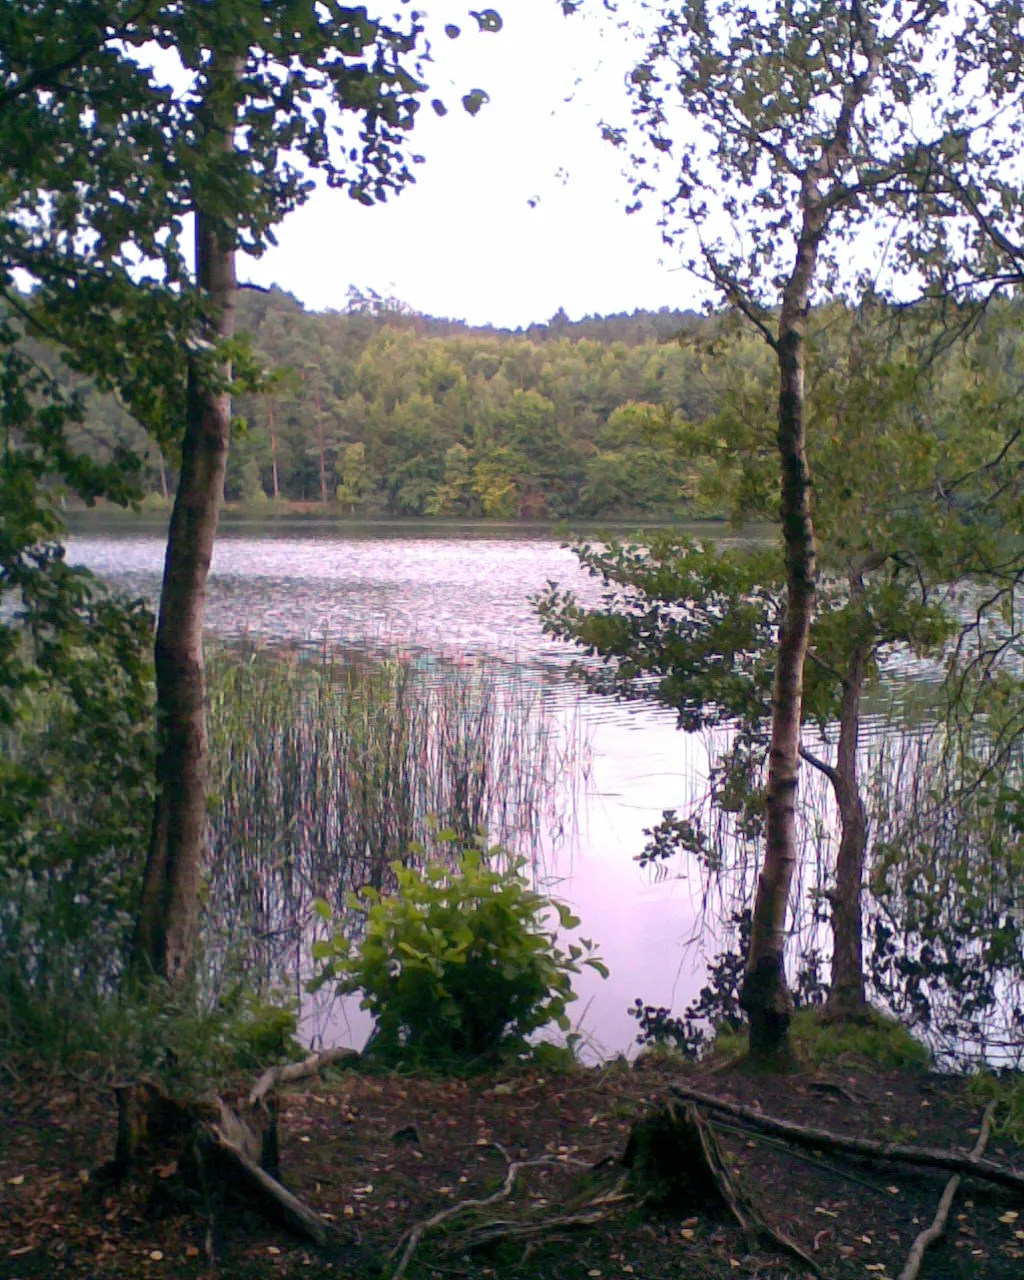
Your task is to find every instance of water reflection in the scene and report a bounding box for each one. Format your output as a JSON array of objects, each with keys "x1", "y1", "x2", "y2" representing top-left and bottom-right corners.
[{"x1": 65, "y1": 521, "x2": 943, "y2": 1060}]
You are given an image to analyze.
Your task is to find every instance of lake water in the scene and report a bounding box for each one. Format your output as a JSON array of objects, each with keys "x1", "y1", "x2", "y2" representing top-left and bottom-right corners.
[{"x1": 65, "y1": 518, "x2": 847, "y2": 1057}]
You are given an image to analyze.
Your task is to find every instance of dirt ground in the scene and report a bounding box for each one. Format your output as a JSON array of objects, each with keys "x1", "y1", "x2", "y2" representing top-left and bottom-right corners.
[{"x1": 2, "y1": 1052, "x2": 1023, "y2": 1280}]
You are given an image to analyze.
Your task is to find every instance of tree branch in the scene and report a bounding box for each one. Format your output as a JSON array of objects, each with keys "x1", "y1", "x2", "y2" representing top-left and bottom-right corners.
[{"x1": 799, "y1": 744, "x2": 839, "y2": 786}]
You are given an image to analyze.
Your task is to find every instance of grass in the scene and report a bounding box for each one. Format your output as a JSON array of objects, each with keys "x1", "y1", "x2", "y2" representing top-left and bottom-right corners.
[
  {"x1": 967, "y1": 1070, "x2": 1024, "y2": 1143},
  {"x1": 708, "y1": 1005, "x2": 932, "y2": 1071}
]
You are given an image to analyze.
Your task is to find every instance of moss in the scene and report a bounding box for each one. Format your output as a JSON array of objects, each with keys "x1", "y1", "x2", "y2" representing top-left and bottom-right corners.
[
  {"x1": 967, "y1": 1071, "x2": 1024, "y2": 1144},
  {"x1": 706, "y1": 1006, "x2": 930, "y2": 1071}
]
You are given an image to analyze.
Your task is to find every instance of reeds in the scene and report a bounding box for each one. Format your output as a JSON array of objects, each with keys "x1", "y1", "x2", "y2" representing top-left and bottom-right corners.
[{"x1": 201, "y1": 643, "x2": 581, "y2": 1004}]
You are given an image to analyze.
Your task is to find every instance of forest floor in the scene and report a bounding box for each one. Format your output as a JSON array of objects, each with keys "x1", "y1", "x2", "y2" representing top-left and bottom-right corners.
[{"x1": 2, "y1": 1050, "x2": 1023, "y2": 1280}]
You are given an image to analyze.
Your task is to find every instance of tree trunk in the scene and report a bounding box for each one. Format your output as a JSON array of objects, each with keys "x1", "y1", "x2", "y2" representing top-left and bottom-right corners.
[
  {"x1": 738, "y1": 14, "x2": 881, "y2": 1057},
  {"x1": 740, "y1": 288, "x2": 818, "y2": 1056},
  {"x1": 828, "y1": 618, "x2": 870, "y2": 1015},
  {"x1": 134, "y1": 63, "x2": 238, "y2": 988},
  {"x1": 159, "y1": 452, "x2": 169, "y2": 504},
  {"x1": 269, "y1": 399, "x2": 280, "y2": 500},
  {"x1": 315, "y1": 393, "x2": 328, "y2": 504}
]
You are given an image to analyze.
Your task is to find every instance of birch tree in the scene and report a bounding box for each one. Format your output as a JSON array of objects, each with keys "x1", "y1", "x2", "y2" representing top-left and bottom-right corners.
[{"x1": 611, "y1": 0, "x2": 1024, "y2": 1054}]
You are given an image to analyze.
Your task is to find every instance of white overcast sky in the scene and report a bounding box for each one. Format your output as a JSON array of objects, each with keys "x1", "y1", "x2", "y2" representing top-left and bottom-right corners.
[{"x1": 240, "y1": 2, "x2": 700, "y2": 328}]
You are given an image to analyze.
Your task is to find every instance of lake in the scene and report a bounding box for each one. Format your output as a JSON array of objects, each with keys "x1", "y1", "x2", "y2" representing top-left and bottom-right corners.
[{"x1": 65, "y1": 518, "x2": 842, "y2": 1057}]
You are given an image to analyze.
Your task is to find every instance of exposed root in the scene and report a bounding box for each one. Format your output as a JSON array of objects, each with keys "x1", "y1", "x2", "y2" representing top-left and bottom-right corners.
[
  {"x1": 389, "y1": 1141, "x2": 637, "y2": 1279},
  {"x1": 898, "y1": 1101, "x2": 999, "y2": 1280}
]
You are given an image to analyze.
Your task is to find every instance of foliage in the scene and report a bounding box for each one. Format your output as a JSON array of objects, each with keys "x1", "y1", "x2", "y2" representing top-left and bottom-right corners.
[
  {"x1": 54, "y1": 286, "x2": 721, "y2": 519},
  {"x1": 629, "y1": 911, "x2": 826, "y2": 1061},
  {"x1": 311, "y1": 846, "x2": 608, "y2": 1065},
  {"x1": 967, "y1": 1072, "x2": 1024, "y2": 1146},
  {"x1": 0, "y1": 492, "x2": 156, "y2": 1050},
  {"x1": 89, "y1": 981, "x2": 302, "y2": 1093},
  {"x1": 866, "y1": 727, "x2": 1024, "y2": 1068}
]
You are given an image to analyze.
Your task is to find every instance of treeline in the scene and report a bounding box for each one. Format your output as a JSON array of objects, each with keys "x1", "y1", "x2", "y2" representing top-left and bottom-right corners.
[
  {"x1": 71, "y1": 287, "x2": 726, "y2": 519},
  {"x1": 228, "y1": 289, "x2": 721, "y2": 518}
]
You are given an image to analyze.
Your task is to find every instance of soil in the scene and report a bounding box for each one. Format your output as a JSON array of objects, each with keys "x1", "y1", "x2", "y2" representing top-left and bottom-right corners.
[{"x1": 1, "y1": 1052, "x2": 1022, "y2": 1280}]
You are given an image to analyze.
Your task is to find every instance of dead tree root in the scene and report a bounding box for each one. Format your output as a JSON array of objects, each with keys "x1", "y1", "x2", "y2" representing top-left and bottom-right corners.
[
  {"x1": 389, "y1": 1143, "x2": 632, "y2": 1280},
  {"x1": 898, "y1": 1101, "x2": 999, "y2": 1280}
]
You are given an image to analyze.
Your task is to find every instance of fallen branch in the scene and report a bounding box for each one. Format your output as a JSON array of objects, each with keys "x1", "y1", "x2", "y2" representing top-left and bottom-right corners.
[
  {"x1": 898, "y1": 1101, "x2": 998, "y2": 1280},
  {"x1": 248, "y1": 1046, "x2": 358, "y2": 1109},
  {"x1": 670, "y1": 1082, "x2": 1024, "y2": 1194},
  {"x1": 207, "y1": 1124, "x2": 328, "y2": 1247}
]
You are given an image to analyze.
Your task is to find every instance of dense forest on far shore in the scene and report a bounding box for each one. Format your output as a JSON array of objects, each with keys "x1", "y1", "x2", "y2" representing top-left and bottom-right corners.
[{"x1": 65, "y1": 287, "x2": 734, "y2": 520}]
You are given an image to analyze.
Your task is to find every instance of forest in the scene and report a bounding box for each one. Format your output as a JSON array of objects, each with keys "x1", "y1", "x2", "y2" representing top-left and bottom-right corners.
[
  {"x1": 65, "y1": 287, "x2": 720, "y2": 519},
  {"x1": 3, "y1": 3, "x2": 1024, "y2": 1280}
]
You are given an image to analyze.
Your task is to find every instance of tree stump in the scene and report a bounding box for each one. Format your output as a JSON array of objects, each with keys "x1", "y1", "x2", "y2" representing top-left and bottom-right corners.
[
  {"x1": 99, "y1": 1078, "x2": 324, "y2": 1246},
  {"x1": 623, "y1": 1099, "x2": 747, "y2": 1215}
]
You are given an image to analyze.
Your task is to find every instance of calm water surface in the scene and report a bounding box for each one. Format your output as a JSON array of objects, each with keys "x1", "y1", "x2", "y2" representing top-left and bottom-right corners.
[{"x1": 66, "y1": 520, "x2": 799, "y2": 1056}]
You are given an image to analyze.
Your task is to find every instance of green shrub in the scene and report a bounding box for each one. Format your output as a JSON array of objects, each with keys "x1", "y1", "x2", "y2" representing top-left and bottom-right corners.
[
  {"x1": 92, "y1": 982, "x2": 303, "y2": 1090},
  {"x1": 311, "y1": 845, "x2": 607, "y2": 1065}
]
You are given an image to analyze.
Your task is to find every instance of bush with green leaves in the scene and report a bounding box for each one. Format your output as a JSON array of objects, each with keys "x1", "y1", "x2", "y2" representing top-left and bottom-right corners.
[{"x1": 311, "y1": 845, "x2": 607, "y2": 1064}]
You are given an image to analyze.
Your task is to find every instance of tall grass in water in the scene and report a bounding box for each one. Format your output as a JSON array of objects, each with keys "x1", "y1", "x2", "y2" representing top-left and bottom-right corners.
[{"x1": 203, "y1": 643, "x2": 581, "y2": 1004}]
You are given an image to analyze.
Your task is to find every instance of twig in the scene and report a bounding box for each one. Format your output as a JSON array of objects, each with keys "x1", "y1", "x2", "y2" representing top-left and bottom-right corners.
[
  {"x1": 669, "y1": 1083, "x2": 1024, "y2": 1193},
  {"x1": 452, "y1": 1177, "x2": 633, "y2": 1253},
  {"x1": 389, "y1": 1143, "x2": 558, "y2": 1280},
  {"x1": 248, "y1": 1046, "x2": 358, "y2": 1108},
  {"x1": 898, "y1": 1101, "x2": 998, "y2": 1280}
]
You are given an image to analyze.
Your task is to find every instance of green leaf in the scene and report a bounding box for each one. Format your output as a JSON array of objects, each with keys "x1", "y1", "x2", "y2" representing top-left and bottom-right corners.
[
  {"x1": 461, "y1": 89, "x2": 490, "y2": 116},
  {"x1": 470, "y1": 8, "x2": 503, "y2": 32}
]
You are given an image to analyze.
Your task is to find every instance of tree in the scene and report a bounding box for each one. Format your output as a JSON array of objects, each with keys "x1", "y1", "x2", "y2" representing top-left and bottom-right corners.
[
  {"x1": 539, "y1": 299, "x2": 1024, "y2": 1033},
  {"x1": 2, "y1": 1, "x2": 506, "y2": 988},
  {"x1": 609, "y1": 0, "x2": 1024, "y2": 1054}
]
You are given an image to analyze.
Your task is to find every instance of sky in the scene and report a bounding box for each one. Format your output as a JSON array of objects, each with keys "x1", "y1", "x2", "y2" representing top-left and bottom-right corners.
[{"x1": 240, "y1": 2, "x2": 700, "y2": 328}]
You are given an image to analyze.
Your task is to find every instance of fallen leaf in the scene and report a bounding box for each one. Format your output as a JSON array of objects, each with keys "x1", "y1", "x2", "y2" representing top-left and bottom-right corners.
[
  {"x1": 682, "y1": 1217, "x2": 699, "y2": 1228},
  {"x1": 267, "y1": 1246, "x2": 281, "y2": 1255},
  {"x1": 9, "y1": 1246, "x2": 33, "y2": 1257},
  {"x1": 680, "y1": 1229, "x2": 695, "y2": 1242},
  {"x1": 886, "y1": 1185, "x2": 900, "y2": 1195},
  {"x1": 815, "y1": 1207, "x2": 838, "y2": 1218},
  {"x1": 185, "y1": 1247, "x2": 200, "y2": 1258},
  {"x1": 149, "y1": 1250, "x2": 164, "y2": 1261},
  {"x1": 155, "y1": 1162, "x2": 177, "y2": 1180},
  {"x1": 7, "y1": 1175, "x2": 25, "y2": 1186},
  {"x1": 999, "y1": 1211, "x2": 1019, "y2": 1225}
]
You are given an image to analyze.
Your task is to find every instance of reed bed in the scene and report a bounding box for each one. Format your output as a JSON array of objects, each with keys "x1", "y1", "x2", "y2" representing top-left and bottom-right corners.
[{"x1": 202, "y1": 643, "x2": 583, "y2": 1003}]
